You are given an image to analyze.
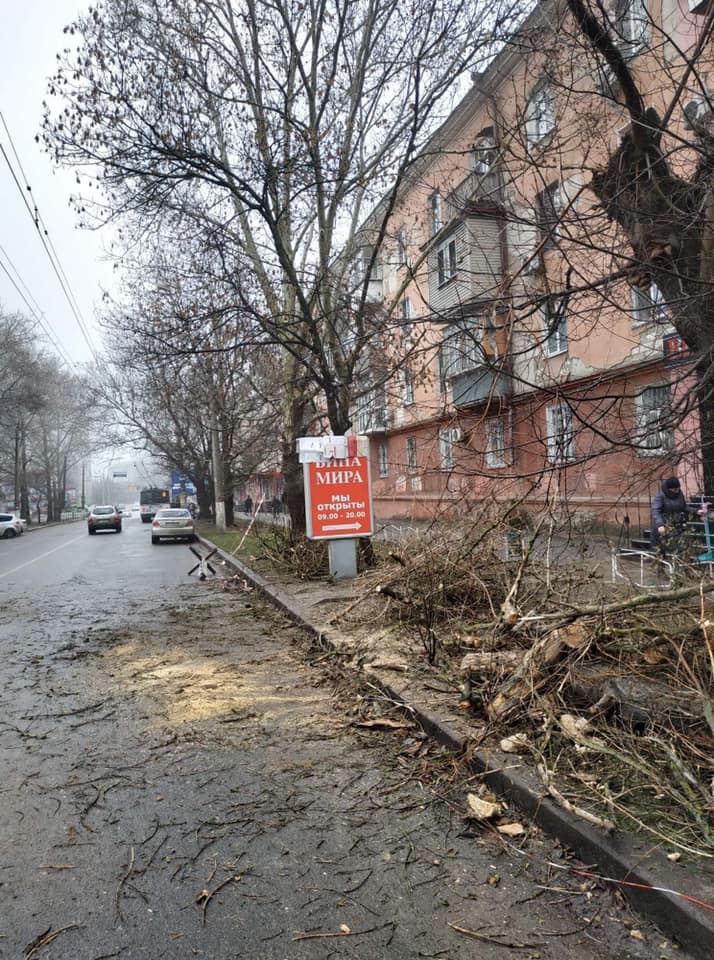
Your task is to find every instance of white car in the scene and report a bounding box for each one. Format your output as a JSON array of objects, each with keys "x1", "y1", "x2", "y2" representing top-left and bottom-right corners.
[
  {"x1": 151, "y1": 508, "x2": 196, "y2": 544},
  {"x1": 0, "y1": 513, "x2": 25, "y2": 538}
]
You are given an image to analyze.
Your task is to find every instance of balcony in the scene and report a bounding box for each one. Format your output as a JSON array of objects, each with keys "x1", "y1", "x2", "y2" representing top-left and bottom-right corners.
[
  {"x1": 358, "y1": 408, "x2": 390, "y2": 434},
  {"x1": 444, "y1": 170, "x2": 500, "y2": 222},
  {"x1": 451, "y1": 364, "x2": 510, "y2": 408}
]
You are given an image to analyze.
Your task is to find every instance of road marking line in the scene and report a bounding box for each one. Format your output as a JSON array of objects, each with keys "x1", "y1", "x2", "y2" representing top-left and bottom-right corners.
[{"x1": 0, "y1": 534, "x2": 87, "y2": 579}]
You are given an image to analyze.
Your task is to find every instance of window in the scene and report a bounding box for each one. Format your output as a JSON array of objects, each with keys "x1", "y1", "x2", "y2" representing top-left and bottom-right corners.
[
  {"x1": 631, "y1": 282, "x2": 667, "y2": 324},
  {"x1": 437, "y1": 237, "x2": 457, "y2": 286},
  {"x1": 537, "y1": 182, "x2": 561, "y2": 249},
  {"x1": 403, "y1": 366, "x2": 414, "y2": 405},
  {"x1": 527, "y1": 82, "x2": 555, "y2": 143},
  {"x1": 429, "y1": 191, "x2": 442, "y2": 237},
  {"x1": 377, "y1": 442, "x2": 388, "y2": 477},
  {"x1": 546, "y1": 403, "x2": 575, "y2": 464},
  {"x1": 541, "y1": 295, "x2": 568, "y2": 356},
  {"x1": 350, "y1": 248, "x2": 367, "y2": 289},
  {"x1": 472, "y1": 137, "x2": 495, "y2": 174},
  {"x1": 486, "y1": 417, "x2": 507, "y2": 467},
  {"x1": 406, "y1": 437, "x2": 418, "y2": 473},
  {"x1": 397, "y1": 226, "x2": 408, "y2": 267},
  {"x1": 439, "y1": 428, "x2": 459, "y2": 470},
  {"x1": 399, "y1": 297, "x2": 412, "y2": 338},
  {"x1": 635, "y1": 384, "x2": 673, "y2": 454},
  {"x1": 616, "y1": 0, "x2": 648, "y2": 56},
  {"x1": 358, "y1": 385, "x2": 388, "y2": 433},
  {"x1": 441, "y1": 323, "x2": 481, "y2": 377}
]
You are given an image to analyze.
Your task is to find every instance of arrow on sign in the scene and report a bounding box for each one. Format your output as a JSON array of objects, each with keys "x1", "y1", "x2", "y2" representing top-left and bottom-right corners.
[{"x1": 322, "y1": 522, "x2": 362, "y2": 531}]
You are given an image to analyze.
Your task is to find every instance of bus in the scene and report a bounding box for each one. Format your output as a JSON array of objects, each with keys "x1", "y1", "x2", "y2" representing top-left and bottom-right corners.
[{"x1": 139, "y1": 486, "x2": 170, "y2": 523}]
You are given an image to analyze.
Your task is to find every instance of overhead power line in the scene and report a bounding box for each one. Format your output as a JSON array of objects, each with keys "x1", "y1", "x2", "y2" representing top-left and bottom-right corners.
[
  {"x1": 0, "y1": 109, "x2": 99, "y2": 361},
  {"x1": 0, "y1": 245, "x2": 75, "y2": 366}
]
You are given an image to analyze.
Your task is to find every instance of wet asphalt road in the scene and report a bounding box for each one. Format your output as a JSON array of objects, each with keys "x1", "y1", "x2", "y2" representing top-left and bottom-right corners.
[{"x1": 0, "y1": 518, "x2": 691, "y2": 959}]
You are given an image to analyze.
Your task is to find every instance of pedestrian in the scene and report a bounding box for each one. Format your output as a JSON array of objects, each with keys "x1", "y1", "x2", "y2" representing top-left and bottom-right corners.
[
  {"x1": 244, "y1": 495, "x2": 253, "y2": 515},
  {"x1": 651, "y1": 476, "x2": 689, "y2": 554}
]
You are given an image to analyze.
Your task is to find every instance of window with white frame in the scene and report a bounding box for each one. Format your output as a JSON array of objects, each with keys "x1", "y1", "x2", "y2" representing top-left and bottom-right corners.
[
  {"x1": 546, "y1": 402, "x2": 575, "y2": 464},
  {"x1": 631, "y1": 282, "x2": 667, "y2": 324},
  {"x1": 441, "y1": 323, "x2": 481, "y2": 378},
  {"x1": 527, "y1": 81, "x2": 555, "y2": 143},
  {"x1": 377, "y1": 442, "x2": 388, "y2": 477},
  {"x1": 537, "y1": 182, "x2": 561, "y2": 248},
  {"x1": 437, "y1": 237, "x2": 457, "y2": 286},
  {"x1": 439, "y1": 428, "x2": 459, "y2": 470},
  {"x1": 616, "y1": 0, "x2": 648, "y2": 55},
  {"x1": 358, "y1": 384, "x2": 388, "y2": 433},
  {"x1": 541, "y1": 295, "x2": 568, "y2": 356},
  {"x1": 429, "y1": 191, "x2": 442, "y2": 237},
  {"x1": 399, "y1": 297, "x2": 412, "y2": 338},
  {"x1": 635, "y1": 384, "x2": 673, "y2": 454},
  {"x1": 486, "y1": 417, "x2": 507, "y2": 467},
  {"x1": 472, "y1": 136, "x2": 496, "y2": 174},
  {"x1": 397, "y1": 226, "x2": 408, "y2": 267},
  {"x1": 406, "y1": 436, "x2": 418, "y2": 473},
  {"x1": 403, "y1": 366, "x2": 414, "y2": 405}
]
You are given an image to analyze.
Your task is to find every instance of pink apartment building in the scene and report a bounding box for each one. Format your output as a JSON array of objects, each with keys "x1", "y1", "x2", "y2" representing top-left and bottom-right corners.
[{"x1": 351, "y1": 0, "x2": 712, "y2": 525}]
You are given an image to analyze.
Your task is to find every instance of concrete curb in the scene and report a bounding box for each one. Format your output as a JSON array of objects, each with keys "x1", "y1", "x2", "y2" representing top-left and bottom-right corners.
[{"x1": 201, "y1": 538, "x2": 714, "y2": 959}]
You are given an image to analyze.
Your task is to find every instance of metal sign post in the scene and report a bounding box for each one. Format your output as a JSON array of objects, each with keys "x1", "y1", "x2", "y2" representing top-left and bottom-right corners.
[{"x1": 297, "y1": 435, "x2": 374, "y2": 580}]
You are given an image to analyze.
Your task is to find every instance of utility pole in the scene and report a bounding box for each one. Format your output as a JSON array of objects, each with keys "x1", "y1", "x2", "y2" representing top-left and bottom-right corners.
[{"x1": 211, "y1": 404, "x2": 226, "y2": 534}]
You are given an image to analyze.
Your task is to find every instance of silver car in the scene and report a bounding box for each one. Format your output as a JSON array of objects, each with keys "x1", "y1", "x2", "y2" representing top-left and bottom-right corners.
[
  {"x1": 151, "y1": 508, "x2": 196, "y2": 544},
  {"x1": 87, "y1": 505, "x2": 122, "y2": 534},
  {"x1": 0, "y1": 513, "x2": 24, "y2": 538}
]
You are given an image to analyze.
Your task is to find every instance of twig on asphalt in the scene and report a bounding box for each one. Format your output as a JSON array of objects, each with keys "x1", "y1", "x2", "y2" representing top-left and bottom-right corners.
[
  {"x1": 291, "y1": 922, "x2": 392, "y2": 942},
  {"x1": 196, "y1": 872, "x2": 243, "y2": 925},
  {"x1": 115, "y1": 846, "x2": 135, "y2": 922},
  {"x1": 30, "y1": 700, "x2": 108, "y2": 719},
  {"x1": 447, "y1": 922, "x2": 540, "y2": 949},
  {"x1": 24, "y1": 923, "x2": 81, "y2": 959}
]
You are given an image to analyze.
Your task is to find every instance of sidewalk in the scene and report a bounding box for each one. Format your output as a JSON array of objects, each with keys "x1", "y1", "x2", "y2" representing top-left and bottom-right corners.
[{"x1": 198, "y1": 534, "x2": 714, "y2": 960}]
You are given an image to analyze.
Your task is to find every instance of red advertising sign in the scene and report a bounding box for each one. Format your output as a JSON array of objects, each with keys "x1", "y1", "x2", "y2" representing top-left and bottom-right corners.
[{"x1": 304, "y1": 455, "x2": 374, "y2": 540}]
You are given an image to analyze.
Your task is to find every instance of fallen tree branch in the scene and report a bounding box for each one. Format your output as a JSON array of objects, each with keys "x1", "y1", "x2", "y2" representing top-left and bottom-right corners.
[
  {"x1": 537, "y1": 763, "x2": 616, "y2": 833},
  {"x1": 534, "y1": 577, "x2": 714, "y2": 630}
]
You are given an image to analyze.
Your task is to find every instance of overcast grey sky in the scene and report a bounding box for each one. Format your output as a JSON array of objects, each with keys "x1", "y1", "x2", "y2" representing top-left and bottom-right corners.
[{"x1": 0, "y1": 1, "x2": 114, "y2": 366}]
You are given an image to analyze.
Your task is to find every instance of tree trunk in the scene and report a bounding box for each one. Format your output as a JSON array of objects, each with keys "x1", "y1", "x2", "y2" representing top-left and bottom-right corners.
[
  {"x1": 20, "y1": 432, "x2": 29, "y2": 525},
  {"x1": 697, "y1": 356, "x2": 714, "y2": 493},
  {"x1": 283, "y1": 440, "x2": 306, "y2": 536},
  {"x1": 210, "y1": 406, "x2": 226, "y2": 533}
]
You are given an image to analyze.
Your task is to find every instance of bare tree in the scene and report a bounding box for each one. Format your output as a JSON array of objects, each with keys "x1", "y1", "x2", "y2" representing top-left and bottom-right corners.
[
  {"x1": 548, "y1": 0, "x2": 714, "y2": 487},
  {"x1": 43, "y1": 0, "x2": 523, "y2": 527}
]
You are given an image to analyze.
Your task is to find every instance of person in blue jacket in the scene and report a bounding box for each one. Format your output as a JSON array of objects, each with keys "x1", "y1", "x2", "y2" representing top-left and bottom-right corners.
[{"x1": 651, "y1": 476, "x2": 688, "y2": 552}]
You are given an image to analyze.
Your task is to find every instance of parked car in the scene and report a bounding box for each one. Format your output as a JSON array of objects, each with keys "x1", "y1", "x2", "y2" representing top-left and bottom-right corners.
[
  {"x1": 0, "y1": 513, "x2": 24, "y2": 538},
  {"x1": 151, "y1": 508, "x2": 196, "y2": 544},
  {"x1": 87, "y1": 505, "x2": 122, "y2": 534}
]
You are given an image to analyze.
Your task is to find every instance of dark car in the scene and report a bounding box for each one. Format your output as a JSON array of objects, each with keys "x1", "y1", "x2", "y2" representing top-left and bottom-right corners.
[{"x1": 87, "y1": 505, "x2": 122, "y2": 534}]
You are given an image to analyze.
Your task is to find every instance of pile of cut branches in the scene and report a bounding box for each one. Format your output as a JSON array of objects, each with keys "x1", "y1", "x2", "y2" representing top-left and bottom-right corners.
[{"x1": 342, "y1": 513, "x2": 714, "y2": 855}]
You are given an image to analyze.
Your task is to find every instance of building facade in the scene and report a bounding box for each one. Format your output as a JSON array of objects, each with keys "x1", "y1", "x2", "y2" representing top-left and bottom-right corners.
[{"x1": 352, "y1": 0, "x2": 711, "y2": 524}]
